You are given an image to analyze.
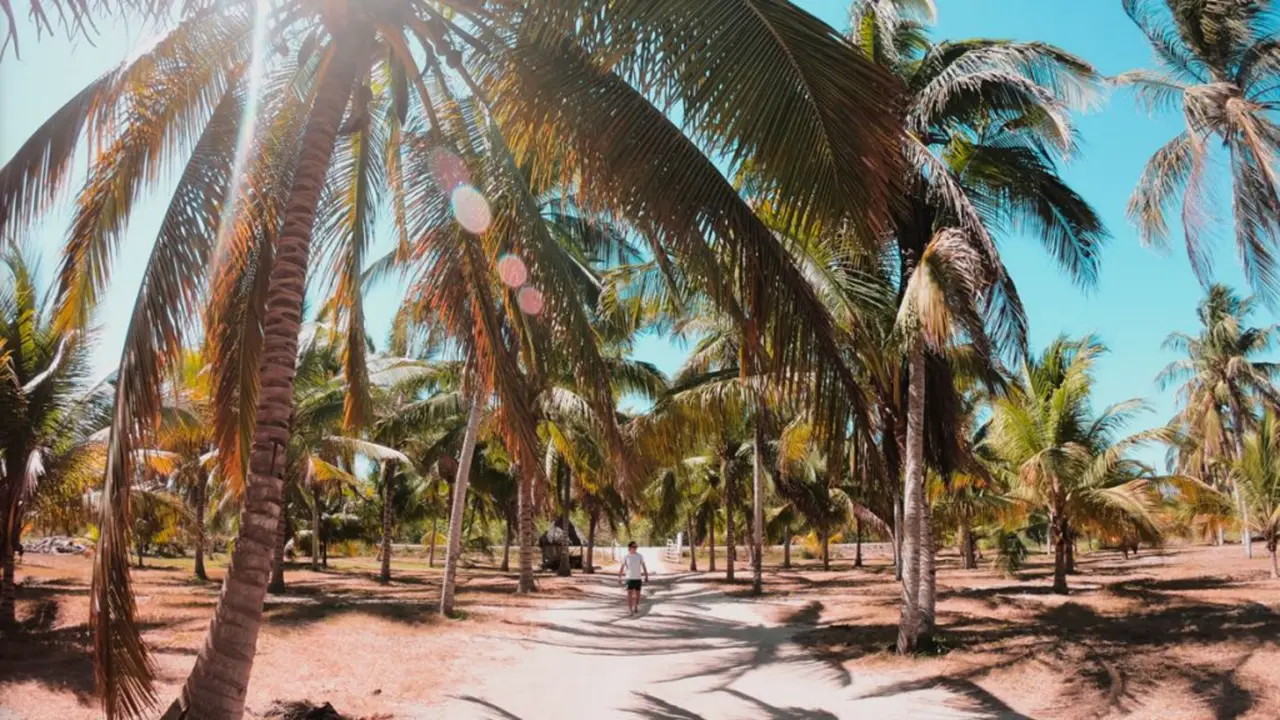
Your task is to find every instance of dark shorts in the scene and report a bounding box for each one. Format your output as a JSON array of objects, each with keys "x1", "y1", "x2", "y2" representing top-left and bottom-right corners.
[{"x1": 626, "y1": 580, "x2": 643, "y2": 591}]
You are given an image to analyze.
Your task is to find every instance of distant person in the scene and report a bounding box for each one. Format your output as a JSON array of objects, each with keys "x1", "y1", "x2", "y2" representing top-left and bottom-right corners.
[{"x1": 618, "y1": 541, "x2": 649, "y2": 615}]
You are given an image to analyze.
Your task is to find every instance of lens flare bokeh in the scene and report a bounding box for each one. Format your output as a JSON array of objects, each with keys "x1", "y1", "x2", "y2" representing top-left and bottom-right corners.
[
  {"x1": 497, "y1": 254, "x2": 528, "y2": 288},
  {"x1": 517, "y1": 286, "x2": 545, "y2": 316},
  {"x1": 429, "y1": 148, "x2": 470, "y2": 190},
  {"x1": 451, "y1": 185, "x2": 492, "y2": 234}
]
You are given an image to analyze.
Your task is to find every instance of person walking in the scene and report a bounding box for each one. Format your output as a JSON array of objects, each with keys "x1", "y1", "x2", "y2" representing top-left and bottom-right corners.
[{"x1": 618, "y1": 541, "x2": 649, "y2": 615}]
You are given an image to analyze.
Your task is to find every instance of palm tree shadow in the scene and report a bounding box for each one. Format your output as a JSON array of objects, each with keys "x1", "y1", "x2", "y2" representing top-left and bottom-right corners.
[{"x1": 454, "y1": 694, "x2": 525, "y2": 719}]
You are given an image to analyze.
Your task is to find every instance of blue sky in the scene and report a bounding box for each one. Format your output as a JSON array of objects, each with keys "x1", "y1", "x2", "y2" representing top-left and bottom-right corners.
[{"x1": 0, "y1": 1, "x2": 1261, "y2": 468}]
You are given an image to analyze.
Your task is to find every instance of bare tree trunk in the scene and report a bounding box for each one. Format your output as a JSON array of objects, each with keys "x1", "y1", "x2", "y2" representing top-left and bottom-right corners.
[
  {"x1": 897, "y1": 346, "x2": 925, "y2": 655},
  {"x1": 586, "y1": 508, "x2": 598, "y2": 574},
  {"x1": 310, "y1": 485, "x2": 321, "y2": 571},
  {"x1": 516, "y1": 462, "x2": 536, "y2": 594},
  {"x1": 855, "y1": 516, "x2": 863, "y2": 568},
  {"x1": 194, "y1": 473, "x2": 208, "y2": 581},
  {"x1": 441, "y1": 395, "x2": 483, "y2": 617},
  {"x1": 500, "y1": 515, "x2": 512, "y2": 572},
  {"x1": 917, "y1": 498, "x2": 936, "y2": 646},
  {"x1": 777, "y1": 531, "x2": 789, "y2": 569},
  {"x1": 752, "y1": 426, "x2": 765, "y2": 595},
  {"x1": 379, "y1": 462, "x2": 395, "y2": 584},
  {"x1": 723, "y1": 457, "x2": 735, "y2": 583}
]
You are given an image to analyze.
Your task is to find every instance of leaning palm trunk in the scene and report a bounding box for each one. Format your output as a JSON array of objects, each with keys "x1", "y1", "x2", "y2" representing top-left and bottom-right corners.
[
  {"x1": 897, "y1": 347, "x2": 926, "y2": 655},
  {"x1": 441, "y1": 395, "x2": 483, "y2": 617},
  {"x1": 379, "y1": 462, "x2": 394, "y2": 584},
  {"x1": 752, "y1": 426, "x2": 764, "y2": 595},
  {"x1": 516, "y1": 463, "x2": 536, "y2": 594},
  {"x1": 193, "y1": 474, "x2": 207, "y2": 582},
  {"x1": 170, "y1": 35, "x2": 366, "y2": 719},
  {"x1": 916, "y1": 499, "x2": 936, "y2": 645}
]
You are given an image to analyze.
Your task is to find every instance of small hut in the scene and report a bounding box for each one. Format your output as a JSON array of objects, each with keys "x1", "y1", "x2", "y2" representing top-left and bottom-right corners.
[{"x1": 538, "y1": 519, "x2": 584, "y2": 570}]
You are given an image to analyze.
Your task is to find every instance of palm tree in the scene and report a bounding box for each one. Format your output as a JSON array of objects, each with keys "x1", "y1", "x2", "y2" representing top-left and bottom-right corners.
[
  {"x1": 846, "y1": 0, "x2": 1106, "y2": 653},
  {"x1": 987, "y1": 336, "x2": 1166, "y2": 594},
  {"x1": 1160, "y1": 284, "x2": 1280, "y2": 557},
  {"x1": 0, "y1": 249, "x2": 105, "y2": 628},
  {"x1": 3, "y1": 4, "x2": 904, "y2": 716},
  {"x1": 1236, "y1": 412, "x2": 1280, "y2": 577},
  {"x1": 1120, "y1": 0, "x2": 1280, "y2": 298}
]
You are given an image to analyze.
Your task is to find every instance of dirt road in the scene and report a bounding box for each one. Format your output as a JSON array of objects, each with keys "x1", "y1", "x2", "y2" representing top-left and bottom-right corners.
[{"x1": 431, "y1": 561, "x2": 997, "y2": 720}]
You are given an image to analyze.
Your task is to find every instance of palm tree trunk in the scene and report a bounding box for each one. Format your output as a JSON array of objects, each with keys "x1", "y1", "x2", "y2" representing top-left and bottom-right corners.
[
  {"x1": 1231, "y1": 479, "x2": 1253, "y2": 559},
  {"x1": 516, "y1": 463, "x2": 536, "y2": 594},
  {"x1": 916, "y1": 498, "x2": 936, "y2": 645},
  {"x1": 441, "y1": 395, "x2": 483, "y2": 617},
  {"x1": 724, "y1": 457, "x2": 735, "y2": 583},
  {"x1": 1064, "y1": 524, "x2": 1076, "y2": 575},
  {"x1": 708, "y1": 518, "x2": 716, "y2": 573},
  {"x1": 428, "y1": 515, "x2": 438, "y2": 569},
  {"x1": 782, "y1": 522, "x2": 791, "y2": 569},
  {"x1": 585, "y1": 508, "x2": 598, "y2": 574},
  {"x1": 820, "y1": 529, "x2": 830, "y2": 571},
  {"x1": 500, "y1": 514, "x2": 512, "y2": 572},
  {"x1": 194, "y1": 473, "x2": 207, "y2": 581},
  {"x1": 1052, "y1": 496, "x2": 1069, "y2": 594},
  {"x1": 893, "y1": 489, "x2": 903, "y2": 581},
  {"x1": 855, "y1": 516, "x2": 863, "y2": 568},
  {"x1": 897, "y1": 346, "x2": 926, "y2": 655},
  {"x1": 687, "y1": 516, "x2": 698, "y2": 572},
  {"x1": 171, "y1": 34, "x2": 366, "y2": 718},
  {"x1": 0, "y1": 543, "x2": 14, "y2": 628},
  {"x1": 268, "y1": 499, "x2": 287, "y2": 594},
  {"x1": 1269, "y1": 537, "x2": 1278, "y2": 579},
  {"x1": 752, "y1": 426, "x2": 765, "y2": 595},
  {"x1": 557, "y1": 468, "x2": 571, "y2": 577},
  {"x1": 960, "y1": 523, "x2": 975, "y2": 570},
  {"x1": 310, "y1": 485, "x2": 321, "y2": 571},
  {"x1": 379, "y1": 462, "x2": 395, "y2": 584}
]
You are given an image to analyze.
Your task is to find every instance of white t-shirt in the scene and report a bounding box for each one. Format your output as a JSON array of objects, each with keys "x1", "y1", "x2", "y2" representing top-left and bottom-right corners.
[{"x1": 622, "y1": 553, "x2": 646, "y2": 580}]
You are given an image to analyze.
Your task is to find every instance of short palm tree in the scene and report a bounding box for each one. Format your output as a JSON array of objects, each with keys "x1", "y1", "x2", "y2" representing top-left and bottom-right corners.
[
  {"x1": 1160, "y1": 283, "x2": 1280, "y2": 557},
  {"x1": 0, "y1": 249, "x2": 104, "y2": 627},
  {"x1": 1120, "y1": 0, "x2": 1280, "y2": 297},
  {"x1": 987, "y1": 335, "x2": 1166, "y2": 594},
  {"x1": 1235, "y1": 411, "x2": 1280, "y2": 576}
]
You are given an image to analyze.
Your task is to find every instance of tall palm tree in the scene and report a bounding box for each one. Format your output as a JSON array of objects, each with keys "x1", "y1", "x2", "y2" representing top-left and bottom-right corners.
[
  {"x1": 1160, "y1": 284, "x2": 1280, "y2": 558},
  {"x1": 1120, "y1": 0, "x2": 1280, "y2": 298},
  {"x1": 847, "y1": 0, "x2": 1105, "y2": 653},
  {"x1": 1236, "y1": 411, "x2": 1280, "y2": 576},
  {"x1": 0, "y1": 249, "x2": 105, "y2": 627},
  {"x1": 987, "y1": 336, "x2": 1166, "y2": 594},
  {"x1": 3, "y1": 4, "x2": 904, "y2": 716}
]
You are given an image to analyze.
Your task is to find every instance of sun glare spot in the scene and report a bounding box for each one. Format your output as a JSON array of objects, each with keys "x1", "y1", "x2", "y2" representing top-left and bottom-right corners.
[
  {"x1": 497, "y1": 255, "x2": 528, "y2": 288},
  {"x1": 452, "y1": 185, "x2": 491, "y2": 234},
  {"x1": 430, "y1": 148, "x2": 470, "y2": 191},
  {"x1": 517, "y1": 286, "x2": 544, "y2": 316}
]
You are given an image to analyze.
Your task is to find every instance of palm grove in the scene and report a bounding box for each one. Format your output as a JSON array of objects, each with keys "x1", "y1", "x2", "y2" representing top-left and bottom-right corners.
[{"x1": 0, "y1": 0, "x2": 1278, "y2": 719}]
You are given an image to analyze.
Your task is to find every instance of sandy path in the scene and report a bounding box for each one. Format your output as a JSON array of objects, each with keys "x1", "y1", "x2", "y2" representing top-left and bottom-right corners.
[{"x1": 430, "y1": 553, "x2": 1004, "y2": 720}]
